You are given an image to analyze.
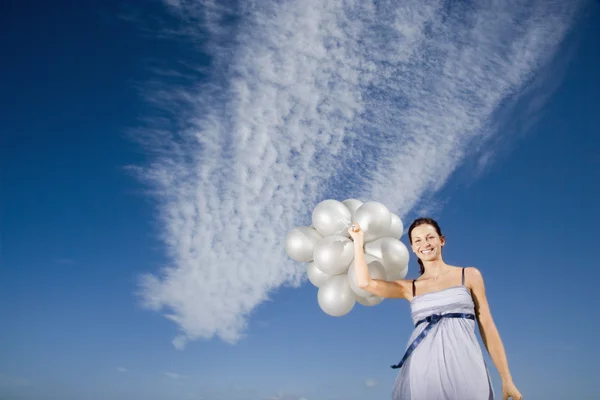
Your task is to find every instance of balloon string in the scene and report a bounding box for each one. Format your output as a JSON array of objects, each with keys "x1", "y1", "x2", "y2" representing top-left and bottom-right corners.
[
  {"x1": 330, "y1": 215, "x2": 355, "y2": 235},
  {"x1": 333, "y1": 215, "x2": 352, "y2": 226}
]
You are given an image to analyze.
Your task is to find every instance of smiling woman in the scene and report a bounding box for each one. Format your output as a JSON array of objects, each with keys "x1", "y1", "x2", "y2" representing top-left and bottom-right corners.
[{"x1": 350, "y1": 218, "x2": 522, "y2": 400}]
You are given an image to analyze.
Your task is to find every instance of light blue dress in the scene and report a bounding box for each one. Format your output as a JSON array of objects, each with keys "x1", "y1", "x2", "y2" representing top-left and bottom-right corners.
[{"x1": 391, "y1": 270, "x2": 495, "y2": 400}]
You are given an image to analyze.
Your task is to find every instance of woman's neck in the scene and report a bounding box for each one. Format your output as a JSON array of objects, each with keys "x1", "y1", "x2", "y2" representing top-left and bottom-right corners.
[{"x1": 421, "y1": 260, "x2": 449, "y2": 278}]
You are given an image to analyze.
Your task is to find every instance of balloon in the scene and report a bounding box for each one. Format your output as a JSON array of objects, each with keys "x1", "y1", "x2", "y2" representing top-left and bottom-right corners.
[
  {"x1": 347, "y1": 254, "x2": 387, "y2": 298},
  {"x1": 284, "y1": 226, "x2": 323, "y2": 262},
  {"x1": 313, "y1": 235, "x2": 354, "y2": 275},
  {"x1": 388, "y1": 264, "x2": 409, "y2": 281},
  {"x1": 354, "y1": 201, "x2": 392, "y2": 242},
  {"x1": 388, "y1": 213, "x2": 404, "y2": 239},
  {"x1": 312, "y1": 199, "x2": 352, "y2": 237},
  {"x1": 356, "y1": 293, "x2": 384, "y2": 306},
  {"x1": 306, "y1": 261, "x2": 330, "y2": 288},
  {"x1": 284, "y1": 198, "x2": 410, "y2": 317},
  {"x1": 317, "y1": 274, "x2": 356, "y2": 317},
  {"x1": 365, "y1": 237, "x2": 410, "y2": 281},
  {"x1": 342, "y1": 198, "x2": 363, "y2": 220}
]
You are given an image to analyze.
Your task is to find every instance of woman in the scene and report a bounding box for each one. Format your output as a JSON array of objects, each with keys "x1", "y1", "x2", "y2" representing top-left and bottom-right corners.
[{"x1": 349, "y1": 217, "x2": 522, "y2": 400}]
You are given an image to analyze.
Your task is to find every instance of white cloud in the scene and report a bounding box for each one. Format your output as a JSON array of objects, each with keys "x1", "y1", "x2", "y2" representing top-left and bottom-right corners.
[
  {"x1": 116, "y1": 366, "x2": 129, "y2": 373},
  {"x1": 365, "y1": 378, "x2": 379, "y2": 388},
  {"x1": 132, "y1": 0, "x2": 583, "y2": 347},
  {"x1": 266, "y1": 394, "x2": 307, "y2": 400},
  {"x1": 164, "y1": 371, "x2": 185, "y2": 380}
]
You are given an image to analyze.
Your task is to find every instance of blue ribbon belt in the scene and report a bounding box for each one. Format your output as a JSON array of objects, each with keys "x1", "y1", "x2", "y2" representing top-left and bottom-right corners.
[{"x1": 390, "y1": 313, "x2": 475, "y2": 369}]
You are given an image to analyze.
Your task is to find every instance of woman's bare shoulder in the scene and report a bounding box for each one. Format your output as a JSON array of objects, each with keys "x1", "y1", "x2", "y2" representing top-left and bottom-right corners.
[{"x1": 460, "y1": 266, "x2": 485, "y2": 288}]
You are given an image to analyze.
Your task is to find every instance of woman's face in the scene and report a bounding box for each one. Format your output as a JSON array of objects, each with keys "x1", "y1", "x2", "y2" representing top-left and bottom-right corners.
[{"x1": 410, "y1": 224, "x2": 445, "y2": 262}]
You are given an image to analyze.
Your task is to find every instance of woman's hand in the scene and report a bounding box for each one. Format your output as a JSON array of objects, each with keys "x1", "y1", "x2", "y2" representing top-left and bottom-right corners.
[
  {"x1": 348, "y1": 223, "x2": 364, "y2": 244},
  {"x1": 502, "y1": 380, "x2": 522, "y2": 400}
]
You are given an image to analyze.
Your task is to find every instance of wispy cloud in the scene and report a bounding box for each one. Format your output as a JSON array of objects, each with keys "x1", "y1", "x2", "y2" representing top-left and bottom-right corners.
[
  {"x1": 163, "y1": 371, "x2": 185, "y2": 380},
  {"x1": 266, "y1": 394, "x2": 308, "y2": 400},
  {"x1": 131, "y1": 0, "x2": 583, "y2": 347},
  {"x1": 116, "y1": 366, "x2": 128, "y2": 373},
  {"x1": 365, "y1": 378, "x2": 379, "y2": 388},
  {"x1": 469, "y1": 26, "x2": 582, "y2": 180}
]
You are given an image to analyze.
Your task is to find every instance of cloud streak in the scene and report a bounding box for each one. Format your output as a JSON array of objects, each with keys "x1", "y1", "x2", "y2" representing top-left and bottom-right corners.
[
  {"x1": 132, "y1": 0, "x2": 582, "y2": 347},
  {"x1": 266, "y1": 394, "x2": 308, "y2": 400},
  {"x1": 164, "y1": 371, "x2": 185, "y2": 380},
  {"x1": 365, "y1": 378, "x2": 379, "y2": 388}
]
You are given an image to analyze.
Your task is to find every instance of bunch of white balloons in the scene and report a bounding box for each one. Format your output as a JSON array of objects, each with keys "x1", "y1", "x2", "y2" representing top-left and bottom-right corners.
[{"x1": 285, "y1": 199, "x2": 410, "y2": 317}]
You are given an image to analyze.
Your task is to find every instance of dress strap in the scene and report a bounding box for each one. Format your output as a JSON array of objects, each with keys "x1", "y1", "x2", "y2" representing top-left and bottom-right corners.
[
  {"x1": 461, "y1": 267, "x2": 465, "y2": 286},
  {"x1": 412, "y1": 280, "x2": 416, "y2": 296}
]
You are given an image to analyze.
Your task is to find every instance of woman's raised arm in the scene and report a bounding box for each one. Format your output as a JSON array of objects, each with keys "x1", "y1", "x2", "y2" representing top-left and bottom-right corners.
[{"x1": 349, "y1": 225, "x2": 411, "y2": 299}]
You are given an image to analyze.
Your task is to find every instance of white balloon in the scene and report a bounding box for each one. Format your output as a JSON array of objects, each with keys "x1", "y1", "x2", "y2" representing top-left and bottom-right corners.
[
  {"x1": 312, "y1": 199, "x2": 352, "y2": 237},
  {"x1": 388, "y1": 264, "x2": 409, "y2": 281},
  {"x1": 347, "y1": 254, "x2": 387, "y2": 299},
  {"x1": 342, "y1": 198, "x2": 363, "y2": 220},
  {"x1": 388, "y1": 213, "x2": 404, "y2": 239},
  {"x1": 284, "y1": 226, "x2": 323, "y2": 262},
  {"x1": 306, "y1": 261, "x2": 330, "y2": 288},
  {"x1": 313, "y1": 235, "x2": 354, "y2": 275},
  {"x1": 317, "y1": 274, "x2": 356, "y2": 317},
  {"x1": 354, "y1": 201, "x2": 392, "y2": 242},
  {"x1": 365, "y1": 237, "x2": 410, "y2": 281},
  {"x1": 356, "y1": 293, "x2": 384, "y2": 306}
]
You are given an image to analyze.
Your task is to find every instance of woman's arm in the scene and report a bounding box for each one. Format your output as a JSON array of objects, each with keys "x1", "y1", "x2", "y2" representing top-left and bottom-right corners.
[
  {"x1": 468, "y1": 267, "x2": 522, "y2": 399},
  {"x1": 349, "y1": 226, "x2": 411, "y2": 299}
]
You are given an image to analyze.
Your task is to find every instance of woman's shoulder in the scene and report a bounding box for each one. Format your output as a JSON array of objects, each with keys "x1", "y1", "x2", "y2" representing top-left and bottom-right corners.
[
  {"x1": 449, "y1": 265, "x2": 481, "y2": 274},
  {"x1": 461, "y1": 266, "x2": 483, "y2": 277},
  {"x1": 457, "y1": 266, "x2": 485, "y2": 289}
]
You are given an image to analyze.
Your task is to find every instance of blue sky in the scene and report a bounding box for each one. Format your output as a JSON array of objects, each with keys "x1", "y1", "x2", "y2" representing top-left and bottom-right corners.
[{"x1": 1, "y1": 1, "x2": 599, "y2": 399}]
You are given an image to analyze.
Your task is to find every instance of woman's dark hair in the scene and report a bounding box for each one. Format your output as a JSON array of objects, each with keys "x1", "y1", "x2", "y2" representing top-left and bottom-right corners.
[{"x1": 408, "y1": 217, "x2": 444, "y2": 275}]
